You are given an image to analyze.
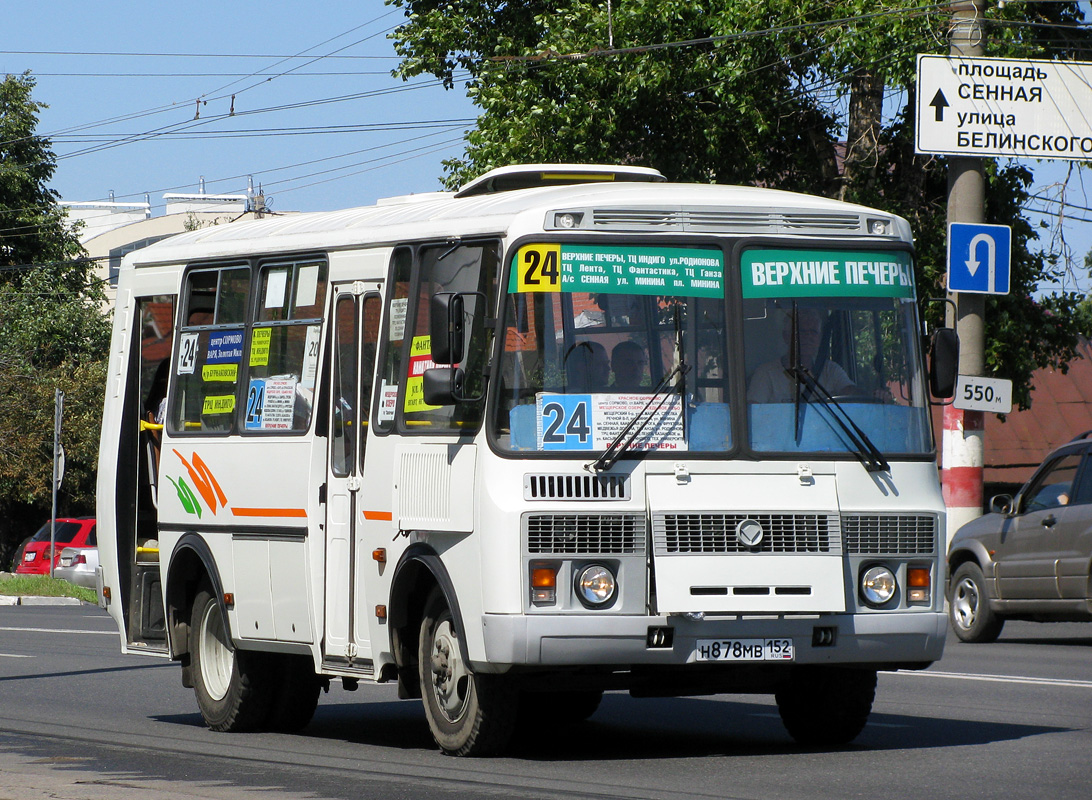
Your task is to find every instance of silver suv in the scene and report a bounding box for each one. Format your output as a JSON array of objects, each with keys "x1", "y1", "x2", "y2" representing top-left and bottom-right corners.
[{"x1": 947, "y1": 435, "x2": 1092, "y2": 643}]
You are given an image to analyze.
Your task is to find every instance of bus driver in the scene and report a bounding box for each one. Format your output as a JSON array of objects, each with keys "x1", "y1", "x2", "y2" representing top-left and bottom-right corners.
[{"x1": 747, "y1": 308, "x2": 855, "y2": 402}]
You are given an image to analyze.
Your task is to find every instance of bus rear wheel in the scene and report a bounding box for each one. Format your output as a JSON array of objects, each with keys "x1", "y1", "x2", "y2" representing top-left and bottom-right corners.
[
  {"x1": 418, "y1": 588, "x2": 517, "y2": 756},
  {"x1": 775, "y1": 666, "x2": 876, "y2": 747},
  {"x1": 189, "y1": 586, "x2": 273, "y2": 732}
]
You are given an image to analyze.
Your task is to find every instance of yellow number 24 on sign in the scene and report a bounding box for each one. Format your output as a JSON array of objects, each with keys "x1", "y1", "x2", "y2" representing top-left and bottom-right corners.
[{"x1": 515, "y1": 244, "x2": 562, "y2": 292}]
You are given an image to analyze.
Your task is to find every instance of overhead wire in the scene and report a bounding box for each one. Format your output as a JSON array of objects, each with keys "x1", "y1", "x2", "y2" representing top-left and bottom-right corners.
[
  {"x1": 3, "y1": 15, "x2": 403, "y2": 148},
  {"x1": 8, "y1": 2, "x2": 1090, "y2": 237}
]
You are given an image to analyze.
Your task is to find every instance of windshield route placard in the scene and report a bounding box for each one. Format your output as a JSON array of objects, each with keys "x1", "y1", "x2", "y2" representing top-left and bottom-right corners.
[
  {"x1": 535, "y1": 392, "x2": 686, "y2": 452},
  {"x1": 511, "y1": 244, "x2": 724, "y2": 298},
  {"x1": 742, "y1": 249, "x2": 915, "y2": 299}
]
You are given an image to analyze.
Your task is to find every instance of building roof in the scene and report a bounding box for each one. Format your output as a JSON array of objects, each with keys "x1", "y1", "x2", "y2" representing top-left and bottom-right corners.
[{"x1": 962, "y1": 337, "x2": 1092, "y2": 486}]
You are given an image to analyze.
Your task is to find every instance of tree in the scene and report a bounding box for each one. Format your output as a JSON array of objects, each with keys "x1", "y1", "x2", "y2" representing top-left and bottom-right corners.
[
  {"x1": 0, "y1": 72, "x2": 107, "y2": 566},
  {"x1": 389, "y1": 0, "x2": 1092, "y2": 409}
]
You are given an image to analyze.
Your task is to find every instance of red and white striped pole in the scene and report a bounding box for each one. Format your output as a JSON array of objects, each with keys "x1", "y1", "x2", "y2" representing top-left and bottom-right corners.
[{"x1": 942, "y1": 405, "x2": 984, "y2": 546}]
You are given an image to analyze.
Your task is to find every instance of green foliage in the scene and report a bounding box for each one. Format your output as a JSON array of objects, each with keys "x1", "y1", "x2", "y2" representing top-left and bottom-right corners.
[
  {"x1": 0, "y1": 573, "x2": 98, "y2": 603},
  {"x1": 0, "y1": 73, "x2": 106, "y2": 556},
  {"x1": 1, "y1": 73, "x2": 83, "y2": 267},
  {"x1": 389, "y1": 0, "x2": 1092, "y2": 410}
]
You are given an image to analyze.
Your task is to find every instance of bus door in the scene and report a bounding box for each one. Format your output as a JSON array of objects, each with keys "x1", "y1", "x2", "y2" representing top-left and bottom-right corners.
[{"x1": 323, "y1": 284, "x2": 382, "y2": 665}]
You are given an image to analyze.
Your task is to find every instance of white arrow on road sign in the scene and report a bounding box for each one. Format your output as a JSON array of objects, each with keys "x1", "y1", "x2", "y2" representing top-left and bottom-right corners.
[{"x1": 966, "y1": 232, "x2": 997, "y2": 292}]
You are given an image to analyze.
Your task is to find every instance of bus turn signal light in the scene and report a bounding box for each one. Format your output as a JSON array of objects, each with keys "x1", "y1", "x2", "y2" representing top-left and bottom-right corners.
[
  {"x1": 907, "y1": 567, "x2": 930, "y2": 603},
  {"x1": 531, "y1": 566, "x2": 557, "y2": 606}
]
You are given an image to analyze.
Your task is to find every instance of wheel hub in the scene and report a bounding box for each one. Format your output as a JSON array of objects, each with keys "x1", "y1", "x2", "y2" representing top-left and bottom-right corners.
[
  {"x1": 952, "y1": 577, "x2": 980, "y2": 629},
  {"x1": 429, "y1": 620, "x2": 469, "y2": 722}
]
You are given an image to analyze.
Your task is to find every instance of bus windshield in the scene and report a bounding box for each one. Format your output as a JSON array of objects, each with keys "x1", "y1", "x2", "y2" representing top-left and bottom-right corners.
[{"x1": 492, "y1": 242, "x2": 932, "y2": 460}]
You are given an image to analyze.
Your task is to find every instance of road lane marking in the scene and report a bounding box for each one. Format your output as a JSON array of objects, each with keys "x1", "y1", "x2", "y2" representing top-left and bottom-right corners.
[
  {"x1": 0, "y1": 626, "x2": 116, "y2": 636},
  {"x1": 0, "y1": 654, "x2": 35, "y2": 658},
  {"x1": 893, "y1": 670, "x2": 1092, "y2": 690}
]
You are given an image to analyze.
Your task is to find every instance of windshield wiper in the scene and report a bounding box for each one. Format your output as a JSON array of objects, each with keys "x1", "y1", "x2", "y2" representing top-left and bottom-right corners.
[
  {"x1": 586, "y1": 362, "x2": 690, "y2": 473},
  {"x1": 786, "y1": 365, "x2": 890, "y2": 473}
]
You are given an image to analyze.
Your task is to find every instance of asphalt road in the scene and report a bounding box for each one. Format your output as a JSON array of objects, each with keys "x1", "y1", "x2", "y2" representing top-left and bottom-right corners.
[{"x1": 1, "y1": 604, "x2": 1089, "y2": 800}]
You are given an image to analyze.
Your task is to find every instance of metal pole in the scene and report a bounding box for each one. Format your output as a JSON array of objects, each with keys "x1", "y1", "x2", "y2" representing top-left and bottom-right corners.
[
  {"x1": 49, "y1": 389, "x2": 63, "y2": 579},
  {"x1": 943, "y1": 1, "x2": 987, "y2": 548}
]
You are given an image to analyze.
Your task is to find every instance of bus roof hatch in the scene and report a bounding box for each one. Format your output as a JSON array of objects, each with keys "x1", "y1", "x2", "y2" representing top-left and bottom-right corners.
[{"x1": 454, "y1": 163, "x2": 666, "y2": 198}]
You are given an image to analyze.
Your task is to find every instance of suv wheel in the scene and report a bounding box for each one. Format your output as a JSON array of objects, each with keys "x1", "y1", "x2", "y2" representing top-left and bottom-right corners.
[{"x1": 949, "y1": 562, "x2": 1005, "y2": 643}]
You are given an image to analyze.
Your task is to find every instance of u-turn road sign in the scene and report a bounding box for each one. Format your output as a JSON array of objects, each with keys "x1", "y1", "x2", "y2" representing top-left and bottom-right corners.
[{"x1": 947, "y1": 222, "x2": 1012, "y2": 295}]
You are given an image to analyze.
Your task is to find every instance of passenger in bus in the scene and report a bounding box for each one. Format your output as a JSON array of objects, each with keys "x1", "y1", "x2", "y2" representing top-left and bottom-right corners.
[
  {"x1": 564, "y1": 340, "x2": 610, "y2": 393},
  {"x1": 747, "y1": 308, "x2": 855, "y2": 402},
  {"x1": 610, "y1": 340, "x2": 648, "y2": 392}
]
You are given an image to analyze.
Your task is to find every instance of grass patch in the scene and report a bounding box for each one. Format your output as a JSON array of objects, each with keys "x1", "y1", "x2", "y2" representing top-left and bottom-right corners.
[{"x1": 0, "y1": 573, "x2": 97, "y2": 604}]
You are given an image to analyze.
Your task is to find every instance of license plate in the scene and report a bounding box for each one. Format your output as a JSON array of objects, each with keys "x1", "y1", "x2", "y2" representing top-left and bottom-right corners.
[
  {"x1": 696, "y1": 638, "x2": 794, "y2": 662},
  {"x1": 23, "y1": 552, "x2": 35, "y2": 562}
]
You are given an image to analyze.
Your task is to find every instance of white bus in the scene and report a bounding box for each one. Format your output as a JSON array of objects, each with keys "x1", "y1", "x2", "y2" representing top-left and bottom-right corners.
[{"x1": 97, "y1": 164, "x2": 957, "y2": 756}]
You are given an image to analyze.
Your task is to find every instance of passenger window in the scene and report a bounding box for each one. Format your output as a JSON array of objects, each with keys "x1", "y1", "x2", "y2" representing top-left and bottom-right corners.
[
  {"x1": 244, "y1": 259, "x2": 327, "y2": 433},
  {"x1": 169, "y1": 266, "x2": 251, "y2": 434},
  {"x1": 1023, "y1": 453, "x2": 1081, "y2": 513},
  {"x1": 374, "y1": 248, "x2": 412, "y2": 434},
  {"x1": 330, "y1": 295, "x2": 357, "y2": 477},
  {"x1": 1071, "y1": 452, "x2": 1092, "y2": 505},
  {"x1": 399, "y1": 241, "x2": 498, "y2": 434}
]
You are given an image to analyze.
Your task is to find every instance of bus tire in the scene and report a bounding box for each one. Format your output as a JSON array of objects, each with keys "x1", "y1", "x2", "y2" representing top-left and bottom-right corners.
[
  {"x1": 267, "y1": 654, "x2": 323, "y2": 732},
  {"x1": 775, "y1": 666, "x2": 876, "y2": 747},
  {"x1": 418, "y1": 588, "x2": 517, "y2": 756},
  {"x1": 948, "y1": 562, "x2": 1004, "y2": 643},
  {"x1": 189, "y1": 586, "x2": 273, "y2": 732}
]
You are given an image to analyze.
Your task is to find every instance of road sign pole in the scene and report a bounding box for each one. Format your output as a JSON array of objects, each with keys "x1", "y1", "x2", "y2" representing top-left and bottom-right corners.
[{"x1": 943, "y1": 1, "x2": 987, "y2": 550}]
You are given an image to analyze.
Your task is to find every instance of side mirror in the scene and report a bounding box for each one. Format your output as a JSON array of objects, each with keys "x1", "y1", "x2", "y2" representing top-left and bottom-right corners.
[
  {"x1": 422, "y1": 366, "x2": 466, "y2": 406},
  {"x1": 430, "y1": 292, "x2": 465, "y2": 365},
  {"x1": 989, "y1": 493, "x2": 1014, "y2": 515},
  {"x1": 929, "y1": 327, "x2": 959, "y2": 399}
]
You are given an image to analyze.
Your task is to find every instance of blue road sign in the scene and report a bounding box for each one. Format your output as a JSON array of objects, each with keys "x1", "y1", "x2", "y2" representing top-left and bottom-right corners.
[{"x1": 947, "y1": 222, "x2": 1012, "y2": 295}]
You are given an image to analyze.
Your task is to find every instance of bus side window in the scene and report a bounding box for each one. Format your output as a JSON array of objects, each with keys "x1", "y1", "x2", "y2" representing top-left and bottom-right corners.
[
  {"x1": 398, "y1": 240, "x2": 498, "y2": 434},
  {"x1": 244, "y1": 259, "x2": 327, "y2": 434},
  {"x1": 374, "y1": 248, "x2": 413, "y2": 434},
  {"x1": 169, "y1": 266, "x2": 250, "y2": 434}
]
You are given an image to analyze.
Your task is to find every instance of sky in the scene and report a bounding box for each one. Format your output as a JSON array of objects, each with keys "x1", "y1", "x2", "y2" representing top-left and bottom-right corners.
[
  {"x1": 3, "y1": 1, "x2": 476, "y2": 214},
  {"x1": 3, "y1": 1, "x2": 1090, "y2": 291}
]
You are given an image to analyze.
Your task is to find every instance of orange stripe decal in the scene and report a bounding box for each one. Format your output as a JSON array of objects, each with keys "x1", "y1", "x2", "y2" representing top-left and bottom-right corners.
[
  {"x1": 231, "y1": 507, "x2": 308, "y2": 518},
  {"x1": 363, "y1": 510, "x2": 394, "y2": 521}
]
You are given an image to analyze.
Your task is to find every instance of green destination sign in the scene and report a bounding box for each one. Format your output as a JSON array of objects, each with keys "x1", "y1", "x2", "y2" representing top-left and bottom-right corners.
[
  {"x1": 742, "y1": 249, "x2": 915, "y2": 299},
  {"x1": 510, "y1": 243, "x2": 724, "y2": 298}
]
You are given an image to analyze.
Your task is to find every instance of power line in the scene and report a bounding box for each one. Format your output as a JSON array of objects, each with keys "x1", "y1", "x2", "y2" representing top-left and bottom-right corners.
[
  {"x1": 48, "y1": 119, "x2": 476, "y2": 143},
  {"x1": 2, "y1": 49, "x2": 400, "y2": 60}
]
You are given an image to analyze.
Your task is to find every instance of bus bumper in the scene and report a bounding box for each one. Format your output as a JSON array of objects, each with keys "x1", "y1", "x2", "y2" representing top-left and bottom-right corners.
[{"x1": 479, "y1": 611, "x2": 946, "y2": 669}]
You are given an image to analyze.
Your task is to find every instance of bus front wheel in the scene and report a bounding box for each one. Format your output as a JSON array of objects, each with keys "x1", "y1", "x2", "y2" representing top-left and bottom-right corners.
[
  {"x1": 775, "y1": 666, "x2": 876, "y2": 747},
  {"x1": 418, "y1": 588, "x2": 517, "y2": 756},
  {"x1": 189, "y1": 586, "x2": 272, "y2": 732}
]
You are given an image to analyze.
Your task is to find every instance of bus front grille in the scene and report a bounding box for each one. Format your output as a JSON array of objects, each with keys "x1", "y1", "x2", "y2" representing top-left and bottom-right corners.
[
  {"x1": 652, "y1": 514, "x2": 838, "y2": 554},
  {"x1": 524, "y1": 513, "x2": 646, "y2": 555},
  {"x1": 842, "y1": 515, "x2": 937, "y2": 555}
]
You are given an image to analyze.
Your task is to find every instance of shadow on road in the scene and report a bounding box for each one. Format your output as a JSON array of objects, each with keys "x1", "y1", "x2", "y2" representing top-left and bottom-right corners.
[{"x1": 156, "y1": 691, "x2": 1068, "y2": 762}]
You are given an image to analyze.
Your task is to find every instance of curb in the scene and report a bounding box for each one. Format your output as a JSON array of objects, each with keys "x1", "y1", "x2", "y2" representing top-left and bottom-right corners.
[{"x1": 0, "y1": 596, "x2": 87, "y2": 606}]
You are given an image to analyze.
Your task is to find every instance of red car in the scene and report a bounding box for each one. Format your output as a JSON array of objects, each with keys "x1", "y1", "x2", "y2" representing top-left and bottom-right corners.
[{"x1": 15, "y1": 518, "x2": 97, "y2": 575}]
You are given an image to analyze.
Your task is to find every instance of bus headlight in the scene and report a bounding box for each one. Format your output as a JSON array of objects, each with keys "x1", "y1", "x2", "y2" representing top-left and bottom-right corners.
[
  {"x1": 860, "y1": 565, "x2": 897, "y2": 607},
  {"x1": 575, "y1": 565, "x2": 616, "y2": 607}
]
